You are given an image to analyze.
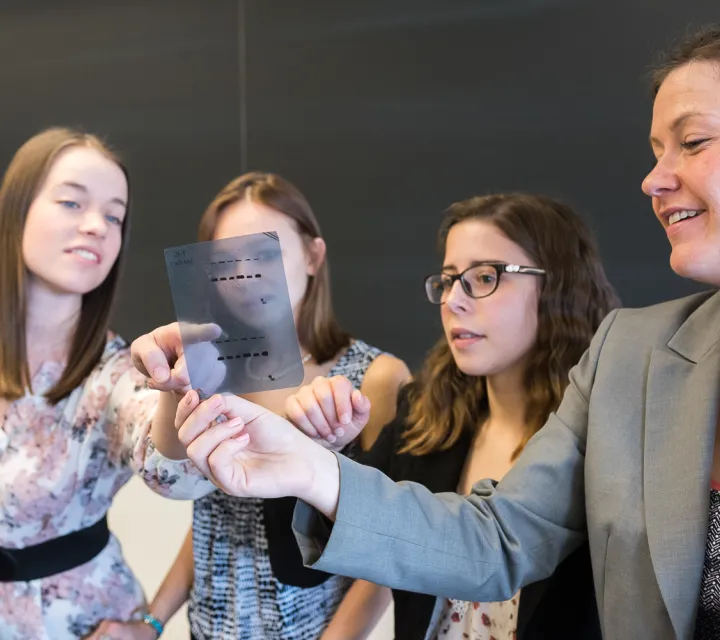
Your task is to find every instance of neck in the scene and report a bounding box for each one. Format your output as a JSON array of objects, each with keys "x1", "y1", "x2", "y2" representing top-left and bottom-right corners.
[
  {"x1": 483, "y1": 361, "x2": 528, "y2": 437},
  {"x1": 25, "y1": 280, "x2": 82, "y2": 356}
]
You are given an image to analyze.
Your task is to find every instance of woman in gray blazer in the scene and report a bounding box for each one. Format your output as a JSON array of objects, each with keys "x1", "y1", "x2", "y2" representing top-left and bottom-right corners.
[{"x1": 169, "y1": 26, "x2": 720, "y2": 640}]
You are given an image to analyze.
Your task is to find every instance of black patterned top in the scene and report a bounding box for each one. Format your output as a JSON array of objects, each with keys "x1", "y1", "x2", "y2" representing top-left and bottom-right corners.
[
  {"x1": 696, "y1": 487, "x2": 720, "y2": 638},
  {"x1": 189, "y1": 340, "x2": 384, "y2": 640}
]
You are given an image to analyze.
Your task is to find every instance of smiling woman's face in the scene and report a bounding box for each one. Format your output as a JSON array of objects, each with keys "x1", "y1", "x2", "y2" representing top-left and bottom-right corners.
[{"x1": 643, "y1": 60, "x2": 720, "y2": 285}]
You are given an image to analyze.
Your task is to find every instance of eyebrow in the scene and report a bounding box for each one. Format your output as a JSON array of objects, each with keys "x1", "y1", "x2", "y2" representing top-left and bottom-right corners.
[
  {"x1": 442, "y1": 259, "x2": 507, "y2": 272},
  {"x1": 649, "y1": 111, "x2": 707, "y2": 147},
  {"x1": 57, "y1": 180, "x2": 127, "y2": 208}
]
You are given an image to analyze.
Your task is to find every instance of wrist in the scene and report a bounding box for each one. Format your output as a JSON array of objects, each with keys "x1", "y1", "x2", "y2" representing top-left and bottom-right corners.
[
  {"x1": 142, "y1": 613, "x2": 164, "y2": 637},
  {"x1": 301, "y1": 443, "x2": 340, "y2": 520}
]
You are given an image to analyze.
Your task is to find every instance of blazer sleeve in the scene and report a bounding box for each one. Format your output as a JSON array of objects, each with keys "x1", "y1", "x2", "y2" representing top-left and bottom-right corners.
[{"x1": 293, "y1": 309, "x2": 619, "y2": 603}]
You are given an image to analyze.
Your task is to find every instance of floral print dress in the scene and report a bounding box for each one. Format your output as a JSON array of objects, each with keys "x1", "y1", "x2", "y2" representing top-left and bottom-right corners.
[
  {"x1": 431, "y1": 596, "x2": 519, "y2": 640},
  {"x1": 0, "y1": 334, "x2": 211, "y2": 639}
]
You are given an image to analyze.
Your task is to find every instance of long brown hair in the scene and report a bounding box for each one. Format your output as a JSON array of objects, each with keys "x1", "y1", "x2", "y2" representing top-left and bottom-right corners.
[
  {"x1": 402, "y1": 194, "x2": 619, "y2": 458},
  {"x1": 651, "y1": 25, "x2": 720, "y2": 95},
  {"x1": 198, "y1": 171, "x2": 350, "y2": 364},
  {"x1": 0, "y1": 127, "x2": 130, "y2": 404}
]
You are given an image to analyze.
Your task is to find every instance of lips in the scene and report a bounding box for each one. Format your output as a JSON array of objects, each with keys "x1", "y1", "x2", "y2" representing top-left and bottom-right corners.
[
  {"x1": 451, "y1": 328, "x2": 481, "y2": 340},
  {"x1": 449, "y1": 328, "x2": 485, "y2": 350},
  {"x1": 667, "y1": 209, "x2": 704, "y2": 226},
  {"x1": 65, "y1": 246, "x2": 102, "y2": 264},
  {"x1": 658, "y1": 206, "x2": 707, "y2": 228}
]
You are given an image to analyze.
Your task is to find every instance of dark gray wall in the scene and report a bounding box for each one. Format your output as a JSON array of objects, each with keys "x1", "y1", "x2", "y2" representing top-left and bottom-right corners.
[
  {"x1": 0, "y1": 0, "x2": 242, "y2": 340},
  {"x1": 242, "y1": 0, "x2": 717, "y2": 368},
  {"x1": 2, "y1": 1, "x2": 718, "y2": 369}
]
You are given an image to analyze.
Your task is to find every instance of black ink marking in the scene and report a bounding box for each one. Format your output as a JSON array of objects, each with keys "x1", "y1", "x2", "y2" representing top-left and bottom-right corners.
[
  {"x1": 214, "y1": 335, "x2": 265, "y2": 345},
  {"x1": 210, "y1": 272, "x2": 265, "y2": 282},
  {"x1": 216, "y1": 351, "x2": 270, "y2": 362}
]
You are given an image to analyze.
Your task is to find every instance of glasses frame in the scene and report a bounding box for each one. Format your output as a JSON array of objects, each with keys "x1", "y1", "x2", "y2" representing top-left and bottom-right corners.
[{"x1": 424, "y1": 262, "x2": 546, "y2": 304}]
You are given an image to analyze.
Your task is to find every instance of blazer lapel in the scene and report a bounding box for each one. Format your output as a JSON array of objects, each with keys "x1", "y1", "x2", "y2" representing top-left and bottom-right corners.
[{"x1": 645, "y1": 292, "x2": 720, "y2": 637}]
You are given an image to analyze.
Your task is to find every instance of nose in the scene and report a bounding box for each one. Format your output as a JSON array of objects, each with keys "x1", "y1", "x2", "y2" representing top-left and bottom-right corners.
[
  {"x1": 78, "y1": 209, "x2": 109, "y2": 238},
  {"x1": 445, "y1": 278, "x2": 471, "y2": 314},
  {"x1": 642, "y1": 155, "x2": 681, "y2": 198}
]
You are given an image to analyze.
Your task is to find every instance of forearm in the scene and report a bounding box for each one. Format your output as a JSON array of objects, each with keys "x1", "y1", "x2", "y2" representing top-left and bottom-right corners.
[
  {"x1": 294, "y1": 432, "x2": 586, "y2": 603},
  {"x1": 150, "y1": 392, "x2": 187, "y2": 460},
  {"x1": 148, "y1": 528, "x2": 194, "y2": 624},
  {"x1": 321, "y1": 580, "x2": 392, "y2": 640}
]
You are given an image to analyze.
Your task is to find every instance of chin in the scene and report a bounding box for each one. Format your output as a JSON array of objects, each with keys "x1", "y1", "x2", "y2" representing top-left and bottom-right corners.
[
  {"x1": 451, "y1": 353, "x2": 490, "y2": 378},
  {"x1": 669, "y1": 246, "x2": 720, "y2": 286},
  {"x1": 34, "y1": 275, "x2": 104, "y2": 297}
]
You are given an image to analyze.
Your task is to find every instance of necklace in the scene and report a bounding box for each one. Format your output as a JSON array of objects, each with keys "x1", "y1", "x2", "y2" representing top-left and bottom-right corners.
[{"x1": 245, "y1": 352, "x2": 312, "y2": 382}]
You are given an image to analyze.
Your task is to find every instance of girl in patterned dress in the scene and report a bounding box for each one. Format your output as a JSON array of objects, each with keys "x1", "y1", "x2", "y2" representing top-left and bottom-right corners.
[
  {"x1": 122, "y1": 172, "x2": 410, "y2": 639},
  {"x1": 0, "y1": 128, "x2": 210, "y2": 640}
]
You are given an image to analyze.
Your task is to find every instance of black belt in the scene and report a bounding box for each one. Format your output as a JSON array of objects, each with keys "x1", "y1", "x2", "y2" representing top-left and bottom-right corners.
[{"x1": 0, "y1": 516, "x2": 110, "y2": 582}]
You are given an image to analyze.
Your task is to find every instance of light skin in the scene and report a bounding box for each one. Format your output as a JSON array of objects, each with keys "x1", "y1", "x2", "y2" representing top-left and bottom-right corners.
[
  {"x1": 641, "y1": 60, "x2": 720, "y2": 484},
  {"x1": 125, "y1": 197, "x2": 409, "y2": 634},
  {"x1": 0, "y1": 145, "x2": 127, "y2": 431}
]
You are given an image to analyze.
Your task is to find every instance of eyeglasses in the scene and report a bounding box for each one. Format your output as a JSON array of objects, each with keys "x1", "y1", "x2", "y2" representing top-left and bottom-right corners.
[{"x1": 424, "y1": 262, "x2": 546, "y2": 305}]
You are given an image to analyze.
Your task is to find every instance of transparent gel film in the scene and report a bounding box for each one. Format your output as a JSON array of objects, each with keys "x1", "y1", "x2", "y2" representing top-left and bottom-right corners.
[{"x1": 164, "y1": 231, "x2": 304, "y2": 397}]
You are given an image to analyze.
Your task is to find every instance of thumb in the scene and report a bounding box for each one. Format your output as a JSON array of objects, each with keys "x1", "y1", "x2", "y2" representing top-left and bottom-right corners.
[
  {"x1": 220, "y1": 394, "x2": 271, "y2": 424},
  {"x1": 181, "y1": 322, "x2": 222, "y2": 345},
  {"x1": 351, "y1": 389, "x2": 371, "y2": 416}
]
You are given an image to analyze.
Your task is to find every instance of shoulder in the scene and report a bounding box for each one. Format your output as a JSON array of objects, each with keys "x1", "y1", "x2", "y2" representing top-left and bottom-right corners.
[
  {"x1": 351, "y1": 340, "x2": 411, "y2": 404},
  {"x1": 92, "y1": 332, "x2": 139, "y2": 384},
  {"x1": 334, "y1": 340, "x2": 411, "y2": 391},
  {"x1": 612, "y1": 290, "x2": 715, "y2": 333},
  {"x1": 571, "y1": 290, "x2": 720, "y2": 405},
  {"x1": 362, "y1": 353, "x2": 412, "y2": 393},
  {"x1": 605, "y1": 290, "x2": 718, "y2": 351},
  {"x1": 102, "y1": 331, "x2": 129, "y2": 361}
]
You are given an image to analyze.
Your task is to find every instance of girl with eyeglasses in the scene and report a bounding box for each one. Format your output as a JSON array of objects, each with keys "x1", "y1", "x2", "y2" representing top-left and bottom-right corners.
[{"x1": 309, "y1": 193, "x2": 618, "y2": 639}]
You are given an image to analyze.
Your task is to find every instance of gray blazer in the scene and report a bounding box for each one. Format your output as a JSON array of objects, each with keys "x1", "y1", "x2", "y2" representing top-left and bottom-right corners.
[{"x1": 294, "y1": 290, "x2": 720, "y2": 639}]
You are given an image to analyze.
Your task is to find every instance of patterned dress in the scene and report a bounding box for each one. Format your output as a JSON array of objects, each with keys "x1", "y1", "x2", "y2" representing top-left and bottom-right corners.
[
  {"x1": 0, "y1": 334, "x2": 210, "y2": 639},
  {"x1": 431, "y1": 596, "x2": 519, "y2": 640},
  {"x1": 189, "y1": 340, "x2": 384, "y2": 640}
]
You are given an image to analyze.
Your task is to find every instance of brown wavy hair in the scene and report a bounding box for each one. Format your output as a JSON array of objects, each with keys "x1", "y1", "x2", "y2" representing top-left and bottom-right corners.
[
  {"x1": 198, "y1": 171, "x2": 350, "y2": 364},
  {"x1": 401, "y1": 194, "x2": 619, "y2": 458},
  {"x1": 0, "y1": 127, "x2": 129, "y2": 404}
]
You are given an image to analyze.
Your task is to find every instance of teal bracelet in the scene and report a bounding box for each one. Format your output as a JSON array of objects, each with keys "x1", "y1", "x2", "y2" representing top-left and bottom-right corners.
[{"x1": 142, "y1": 614, "x2": 164, "y2": 636}]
